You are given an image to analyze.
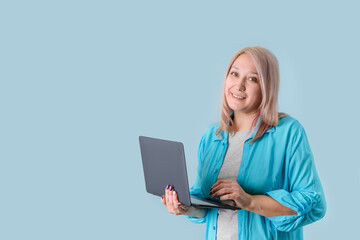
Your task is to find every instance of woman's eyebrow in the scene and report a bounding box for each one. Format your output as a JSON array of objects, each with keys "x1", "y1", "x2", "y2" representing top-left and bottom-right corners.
[{"x1": 231, "y1": 66, "x2": 258, "y2": 75}]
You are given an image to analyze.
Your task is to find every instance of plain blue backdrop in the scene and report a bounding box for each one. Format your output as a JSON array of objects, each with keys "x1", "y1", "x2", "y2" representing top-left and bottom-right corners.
[{"x1": 1, "y1": 0, "x2": 359, "y2": 239}]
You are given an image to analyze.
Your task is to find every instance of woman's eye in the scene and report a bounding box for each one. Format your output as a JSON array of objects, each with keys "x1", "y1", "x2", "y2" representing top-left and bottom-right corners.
[
  {"x1": 249, "y1": 77, "x2": 258, "y2": 82},
  {"x1": 231, "y1": 72, "x2": 238, "y2": 77}
]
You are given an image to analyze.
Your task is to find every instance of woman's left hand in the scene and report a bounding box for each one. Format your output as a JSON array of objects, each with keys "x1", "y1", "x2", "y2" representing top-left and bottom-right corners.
[{"x1": 210, "y1": 179, "x2": 253, "y2": 210}]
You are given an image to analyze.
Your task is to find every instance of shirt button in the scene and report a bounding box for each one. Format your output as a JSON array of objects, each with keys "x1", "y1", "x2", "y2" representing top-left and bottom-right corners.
[
  {"x1": 213, "y1": 226, "x2": 216, "y2": 230},
  {"x1": 214, "y1": 170, "x2": 218, "y2": 174}
]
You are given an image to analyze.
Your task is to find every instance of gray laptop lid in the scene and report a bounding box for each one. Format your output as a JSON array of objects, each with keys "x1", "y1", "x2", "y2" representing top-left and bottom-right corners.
[
  {"x1": 139, "y1": 136, "x2": 191, "y2": 206},
  {"x1": 139, "y1": 136, "x2": 241, "y2": 210}
]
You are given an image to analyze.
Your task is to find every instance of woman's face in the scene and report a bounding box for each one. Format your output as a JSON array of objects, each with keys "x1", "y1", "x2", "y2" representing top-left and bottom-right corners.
[{"x1": 225, "y1": 53, "x2": 262, "y2": 115}]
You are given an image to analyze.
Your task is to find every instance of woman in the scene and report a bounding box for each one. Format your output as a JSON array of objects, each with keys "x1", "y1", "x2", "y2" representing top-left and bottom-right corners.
[{"x1": 161, "y1": 46, "x2": 326, "y2": 239}]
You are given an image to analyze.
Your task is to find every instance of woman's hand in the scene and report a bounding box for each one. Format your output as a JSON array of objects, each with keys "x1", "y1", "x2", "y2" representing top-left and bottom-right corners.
[
  {"x1": 210, "y1": 179, "x2": 253, "y2": 210},
  {"x1": 161, "y1": 185, "x2": 190, "y2": 215},
  {"x1": 210, "y1": 180, "x2": 297, "y2": 217}
]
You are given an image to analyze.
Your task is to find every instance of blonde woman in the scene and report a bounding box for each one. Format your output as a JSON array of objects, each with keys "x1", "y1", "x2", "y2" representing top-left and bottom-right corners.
[{"x1": 161, "y1": 46, "x2": 326, "y2": 239}]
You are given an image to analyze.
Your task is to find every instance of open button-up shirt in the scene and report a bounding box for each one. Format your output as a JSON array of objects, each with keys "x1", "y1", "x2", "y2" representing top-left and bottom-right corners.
[{"x1": 185, "y1": 116, "x2": 326, "y2": 240}]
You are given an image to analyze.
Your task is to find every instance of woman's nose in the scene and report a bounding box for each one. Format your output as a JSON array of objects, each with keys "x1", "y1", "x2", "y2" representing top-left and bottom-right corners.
[
  {"x1": 237, "y1": 78, "x2": 246, "y2": 91},
  {"x1": 239, "y1": 84, "x2": 246, "y2": 91}
]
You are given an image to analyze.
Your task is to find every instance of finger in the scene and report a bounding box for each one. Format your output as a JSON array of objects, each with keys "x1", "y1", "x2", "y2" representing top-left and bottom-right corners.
[
  {"x1": 174, "y1": 197, "x2": 189, "y2": 214},
  {"x1": 210, "y1": 179, "x2": 235, "y2": 191},
  {"x1": 164, "y1": 184, "x2": 169, "y2": 200},
  {"x1": 211, "y1": 182, "x2": 230, "y2": 193},
  {"x1": 211, "y1": 183, "x2": 234, "y2": 195},
  {"x1": 210, "y1": 180, "x2": 224, "y2": 190},
  {"x1": 219, "y1": 193, "x2": 235, "y2": 201},
  {"x1": 165, "y1": 188, "x2": 171, "y2": 210},
  {"x1": 212, "y1": 187, "x2": 234, "y2": 198},
  {"x1": 171, "y1": 189, "x2": 188, "y2": 214},
  {"x1": 172, "y1": 190, "x2": 179, "y2": 210},
  {"x1": 167, "y1": 186, "x2": 175, "y2": 211},
  {"x1": 212, "y1": 179, "x2": 234, "y2": 187},
  {"x1": 173, "y1": 191, "x2": 185, "y2": 214}
]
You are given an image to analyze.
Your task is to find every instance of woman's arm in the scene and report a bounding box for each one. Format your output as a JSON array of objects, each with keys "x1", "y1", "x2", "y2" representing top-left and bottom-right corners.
[
  {"x1": 211, "y1": 124, "x2": 326, "y2": 232},
  {"x1": 248, "y1": 194, "x2": 297, "y2": 217},
  {"x1": 210, "y1": 179, "x2": 297, "y2": 217}
]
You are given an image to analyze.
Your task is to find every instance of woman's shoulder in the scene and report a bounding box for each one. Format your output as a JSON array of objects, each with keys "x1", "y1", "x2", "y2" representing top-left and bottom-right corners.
[
  {"x1": 199, "y1": 122, "x2": 223, "y2": 142},
  {"x1": 276, "y1": 115, "x2": 306, "y2": 133},
  {"x1": 202, "y1": 122, "x2": 220, "y2": 136},
  {"x1": 199, "y1": 116, "x2": 308, "y2": 140}
]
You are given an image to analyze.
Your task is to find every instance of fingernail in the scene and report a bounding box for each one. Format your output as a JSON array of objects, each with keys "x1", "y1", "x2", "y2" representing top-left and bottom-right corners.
[
  {"x1": 173, "y1": 191, "x2": 176, "y2": 195},
  {"x1": 169, "y1": 185, "x2": 173, "y2": 191},
  {"x1": 166, "y1": 185, "x2": 169, "y2": 190},
  {"x1": 178, "y1": 202, "x2": 181, "y2": 206},
  {"x1": 162, "y1": 195, "x2": 164, "y2": 199}
]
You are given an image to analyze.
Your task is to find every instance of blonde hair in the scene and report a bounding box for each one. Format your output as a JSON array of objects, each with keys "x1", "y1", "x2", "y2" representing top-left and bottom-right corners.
[{"x1": 216, "y1": 46, "x2": 288, "y2": 143}]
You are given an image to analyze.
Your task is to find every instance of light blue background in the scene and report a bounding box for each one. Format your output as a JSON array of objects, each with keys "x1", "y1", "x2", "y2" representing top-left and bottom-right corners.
[{"x1": 1, "y1": 0, "x2": 359, "y2": 239}]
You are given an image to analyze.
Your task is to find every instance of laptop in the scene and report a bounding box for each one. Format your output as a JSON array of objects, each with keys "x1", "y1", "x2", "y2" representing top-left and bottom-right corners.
[{"x1": 139, "y1": 136, "x2": 241, "y2": 210}]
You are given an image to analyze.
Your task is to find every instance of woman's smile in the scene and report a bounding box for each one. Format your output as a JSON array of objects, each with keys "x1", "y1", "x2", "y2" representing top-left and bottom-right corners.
[{"x1": 231, "y1": 93, "x2": 246, "y2": 101}]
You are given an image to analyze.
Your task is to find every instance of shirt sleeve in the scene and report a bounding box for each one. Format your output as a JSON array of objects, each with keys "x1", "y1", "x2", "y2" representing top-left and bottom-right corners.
[
  {"x1": 265, "y1": 126, "x2": 327, "y2": 232},
  {"x1": 184, "y1": 133, "x2": 208, "y2": 224}
]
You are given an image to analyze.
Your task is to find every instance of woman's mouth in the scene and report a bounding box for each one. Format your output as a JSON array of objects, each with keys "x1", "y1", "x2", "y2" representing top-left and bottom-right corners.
[{"x1": 232, "y1": 93, "x2": 246, "y2": 101}]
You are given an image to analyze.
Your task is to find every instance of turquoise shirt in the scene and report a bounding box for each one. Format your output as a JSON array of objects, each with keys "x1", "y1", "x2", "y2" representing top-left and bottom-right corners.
[{"x1": 185, "y1": 116, "x2": 326, "y2": 239}]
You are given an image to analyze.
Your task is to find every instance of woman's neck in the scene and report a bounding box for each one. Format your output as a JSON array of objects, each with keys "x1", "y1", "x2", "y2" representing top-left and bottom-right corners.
[{"x1": 232, "y1": 111, "x2": 259, "y2": 132}]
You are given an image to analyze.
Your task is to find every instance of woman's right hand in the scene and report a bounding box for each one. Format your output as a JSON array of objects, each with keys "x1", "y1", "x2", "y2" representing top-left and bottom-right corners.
[{"x1": 161, "y1": 185, "x2": 190, "y2": 215}]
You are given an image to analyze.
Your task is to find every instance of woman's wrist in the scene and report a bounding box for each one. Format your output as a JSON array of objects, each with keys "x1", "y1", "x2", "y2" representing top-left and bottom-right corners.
[
  {"x1": 241, "y1": 194, "x2": 266, "y2": 214},
  {"x1": 242, "y1": 193, "x2": 256, "y2": 212}
]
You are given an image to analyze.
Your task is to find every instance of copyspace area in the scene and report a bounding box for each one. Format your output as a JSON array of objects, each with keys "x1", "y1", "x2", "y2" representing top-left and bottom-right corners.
[{"x1": 1, "y1": 1, "x2": 359, "y2": 239}]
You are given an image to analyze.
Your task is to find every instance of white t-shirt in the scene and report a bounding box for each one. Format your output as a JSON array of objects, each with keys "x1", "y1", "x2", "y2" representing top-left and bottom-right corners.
[{"x1": 216, "y1": 129, "x2": 254, "y2": 240}]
